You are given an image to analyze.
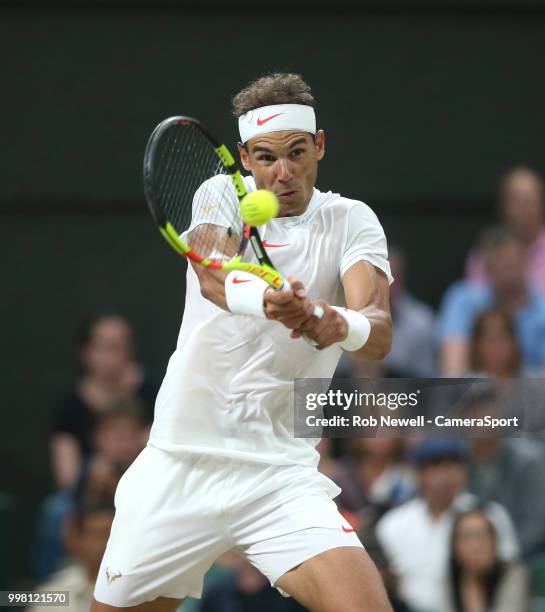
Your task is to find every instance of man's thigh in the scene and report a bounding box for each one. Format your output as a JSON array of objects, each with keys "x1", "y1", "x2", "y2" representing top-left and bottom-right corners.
[
  {"x1": 275, "y1": 546, "x2": 392, "y2": 612},
  {"x1": 93, "y1": 447, "x2": 230, "y2": 606}
]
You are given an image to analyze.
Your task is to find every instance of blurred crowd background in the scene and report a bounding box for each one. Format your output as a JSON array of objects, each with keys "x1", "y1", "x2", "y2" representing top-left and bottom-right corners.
[{"x1": 3, "y1": 1, "x2": 545, "y2": 611}]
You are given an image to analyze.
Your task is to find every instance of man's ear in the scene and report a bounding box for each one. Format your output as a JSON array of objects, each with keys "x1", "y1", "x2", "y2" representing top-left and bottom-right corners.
[
  {"x1": 315, "y1": 130, "x2": 325, "y2": 161},
  {"x1": 237, "y1": 143, "x2": 252, "y2": 172}
]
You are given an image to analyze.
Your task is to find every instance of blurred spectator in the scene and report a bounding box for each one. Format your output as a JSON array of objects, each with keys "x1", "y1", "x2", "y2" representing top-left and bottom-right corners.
[
  {"x1": 200, "y1": 553, "x2": 306, "y2": 612},
  {"x1": 27, "y1": 499, "x2": 116, "y2": 611},
  {"x1": 90, "y1": 398, "x2": 149, "y2": 478},
  {"x1": 51, "y1": 313, "x2": 156, "y2": 491},
  {"x1": 444, "y1": 508, "x2": 530, "y2": 612},
  {"x1": 469, "y1": 437, "x2": 545, "y2": 558},
  {"x1": 437, "y1": 227, "x2": 545, "y2": 375},
  {"x1": 466, "y1": 167, "x2": 545, "y2": 294},
  {"x1": 32, "y1": 399, "x2": 147, "y2": 580},
  {"x1": 468, "y1": 308, "x2": 522, "y2": 378},
  {"x1": 331, "y1": 438, "x2": 414, "y2": 526},
  {"x1": 382, "y1": 246, "x2": 436, "y2": 378},
  {"x1": 374, "y1": 438, "x2": 518, "y2": 612}
]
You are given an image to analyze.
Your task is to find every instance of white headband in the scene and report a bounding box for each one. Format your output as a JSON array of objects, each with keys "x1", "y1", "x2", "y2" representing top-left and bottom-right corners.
[{"x1": 238, "y1": 104, "x2": 316, "y2": 144}]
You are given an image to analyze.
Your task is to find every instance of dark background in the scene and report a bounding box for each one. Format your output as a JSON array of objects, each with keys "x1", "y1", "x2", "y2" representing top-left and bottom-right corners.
[{"x1": 2, "y1": 0, "x2": 544, "y2": 585}]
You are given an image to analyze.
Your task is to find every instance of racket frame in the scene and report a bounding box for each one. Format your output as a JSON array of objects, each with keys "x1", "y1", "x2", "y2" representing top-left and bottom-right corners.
[{"x1": 143, "y1": 116, "x2": 284, "y2": 288}]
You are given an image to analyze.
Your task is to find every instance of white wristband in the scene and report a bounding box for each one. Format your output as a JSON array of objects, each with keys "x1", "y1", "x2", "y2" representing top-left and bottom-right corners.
[
  {"x1": 225, "y1": 270, "x2": 268, "y2": 318},
  {"x1": 331, "y1": 306, "x2": 371, "y2": 351}
]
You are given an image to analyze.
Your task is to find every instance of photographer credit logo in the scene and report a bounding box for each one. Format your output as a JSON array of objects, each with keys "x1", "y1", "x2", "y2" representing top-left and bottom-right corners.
[
  {"x1": 305, "y1": 389, "x2": 420, "y2": 412},
  {"x1": 294, "y1": 378, "x2": 529, "y2": 438}
]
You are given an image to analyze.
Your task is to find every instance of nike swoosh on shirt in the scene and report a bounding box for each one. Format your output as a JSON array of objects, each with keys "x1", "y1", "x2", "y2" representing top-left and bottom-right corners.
[
  {"x1": 257, "y1": 113, "x2": 283, "y2": 126},
  {"x1": 342, "y1": 525, "x2": 355, "y2": 533},
  {"x1": 232, "y1": 277, "x2": 252, "y2": 284},
  {"x1": 262, "y1": 241, "x2": 290, "y2": 248}
]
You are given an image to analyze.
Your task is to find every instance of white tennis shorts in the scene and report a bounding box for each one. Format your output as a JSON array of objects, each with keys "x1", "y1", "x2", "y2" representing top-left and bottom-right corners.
[{"x1": 94, "y1": 444, "x2": 362, "y2": 607}]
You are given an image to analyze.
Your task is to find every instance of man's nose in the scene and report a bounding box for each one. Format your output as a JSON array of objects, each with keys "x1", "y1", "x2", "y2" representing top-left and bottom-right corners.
[{"x1": 276, "y1": 158, "x2": 293, "y2": 182}]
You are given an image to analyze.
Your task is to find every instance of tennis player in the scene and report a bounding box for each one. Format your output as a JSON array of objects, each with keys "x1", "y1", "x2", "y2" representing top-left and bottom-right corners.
[{"x1": 93, "y1": 73, "x2": 394, "y2": 611}]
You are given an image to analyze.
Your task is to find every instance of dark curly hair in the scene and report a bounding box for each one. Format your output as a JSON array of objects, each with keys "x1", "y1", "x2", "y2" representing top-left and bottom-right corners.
[{"x1": 232, "y1": 73, "x2": 315, "y2": 117}]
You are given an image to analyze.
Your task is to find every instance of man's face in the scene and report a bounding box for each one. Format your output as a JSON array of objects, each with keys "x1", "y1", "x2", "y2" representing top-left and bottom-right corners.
[
  {"x1": 454, "y1": 512, "x2": 497, "y2": 574},
  {"x1": 418, "y1": 459, "x2": 466, "y2": 509},
  {"x1": 81, "y1": 317, "x2": 133, "y2": 378},
  {"x1": 484, "y1": 242, "x2": 527, "y2": 295},
  {"x1": 238, "y1": 130, "x2": 325, "y2": 217},
  {"x1": 501, "y1": 172, "x2": 544, "y2": 239},
  {"x1": 94, "y1": 416, "x2": 146, "y2": 466}
]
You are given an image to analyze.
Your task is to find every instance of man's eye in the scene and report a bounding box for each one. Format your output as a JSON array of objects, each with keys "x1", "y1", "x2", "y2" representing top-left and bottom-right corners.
[
  {"x1": 258, "y1": 155, "x2": 275, "y2": 162},
  {"x1": 290, "y1": 149, "x2": 305, "y2": 158}
]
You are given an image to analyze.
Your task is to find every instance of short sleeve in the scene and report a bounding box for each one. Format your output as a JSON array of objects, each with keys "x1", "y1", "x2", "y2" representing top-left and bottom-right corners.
[
  {"x1": 186, "y1": 174, "x2": 241, "y2": 233},
  {"x1": 340, "y1": 202, "x2": 393, "y2": 284}
]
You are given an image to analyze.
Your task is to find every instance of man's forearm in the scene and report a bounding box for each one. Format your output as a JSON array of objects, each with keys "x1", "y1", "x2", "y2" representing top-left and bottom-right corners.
[
  {"x1": 191, "y1": 262, "x2": 229, "y2": 310},
  {"x1": 348, "y1": 306, "x2": 392, "y2": 361}
]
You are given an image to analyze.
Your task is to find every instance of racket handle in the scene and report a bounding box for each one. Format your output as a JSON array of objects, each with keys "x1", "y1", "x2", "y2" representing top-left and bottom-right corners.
[{"x1": 280, "y1": 280, "x2": 323, "y2": 347}]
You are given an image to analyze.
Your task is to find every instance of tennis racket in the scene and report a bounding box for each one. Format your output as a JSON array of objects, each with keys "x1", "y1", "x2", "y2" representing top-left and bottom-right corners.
[
  {"x1": 143, "y1": 115, "x2": 287, "y2": 288},
  {"x1": 143, "y1": 115, "x2": 323, "y2": 341}
]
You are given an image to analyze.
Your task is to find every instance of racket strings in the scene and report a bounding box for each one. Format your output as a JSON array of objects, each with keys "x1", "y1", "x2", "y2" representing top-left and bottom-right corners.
[{"x1": 153, "y1": 124, "x2": 242, "y2": 261}]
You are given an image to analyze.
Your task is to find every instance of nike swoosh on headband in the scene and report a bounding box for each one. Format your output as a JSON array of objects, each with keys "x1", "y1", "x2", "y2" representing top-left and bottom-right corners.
[{"x1": 256, "y1": 113, "x2": 283, "y2": 126}]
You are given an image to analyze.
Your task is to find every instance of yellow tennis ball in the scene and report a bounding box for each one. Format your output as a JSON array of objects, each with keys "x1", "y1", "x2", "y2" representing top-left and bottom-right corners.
[{"x1": 240, "y1": 190, "x2": 279, "y2": 226}]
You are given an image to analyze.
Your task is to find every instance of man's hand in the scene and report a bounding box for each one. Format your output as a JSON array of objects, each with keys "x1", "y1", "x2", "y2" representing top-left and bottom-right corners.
[
  {"x1": 291, "y1": 300, "x2": 349, "y2": 349},
  {"x1": 264, "y1": 276, "x2": 315, "y2": 330}
]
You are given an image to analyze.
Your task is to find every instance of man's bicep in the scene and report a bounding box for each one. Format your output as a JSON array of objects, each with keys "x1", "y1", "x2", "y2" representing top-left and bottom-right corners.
[{"x1": 342, "y1": 260, "x2": 391, "y2": 313}]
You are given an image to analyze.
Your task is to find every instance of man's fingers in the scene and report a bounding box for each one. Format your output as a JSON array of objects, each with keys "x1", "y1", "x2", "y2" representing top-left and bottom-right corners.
[
  {"x1": 277, "y1": 301, "x2": 315, "y2": 320},
  {"x1": 286, "y1": 275, "x2": 307, "y2": 299},
  {"x1": 299, "y1": 304, "x2": 327, "y2": 332},
  {"x1": 280, "y1": 319, "x2": 306, "y2": 331},
  {"x1": 302, "y1": 307, "x2": 348, "y2": 350},
  {"x1": 263, "y1": 276, "x2": 313, "y2": 330},
  {"x1": 264, "y1": 288, "x2": 294, "y2": 305},
  {"x1": 266, "y1": 294, "x2": 315, "y2": 325},
  {"x1": 271, "y1": 310, "x2": 314, "y2": 328},
  {"x1": 299, "y1": 317, "x2": 320, "y2": 333}
]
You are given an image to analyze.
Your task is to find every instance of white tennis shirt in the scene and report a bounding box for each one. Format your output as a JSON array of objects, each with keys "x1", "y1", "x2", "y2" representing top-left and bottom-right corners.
[{"x1": 149, "y1": 176, "x2": 393, "y2": 467}]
